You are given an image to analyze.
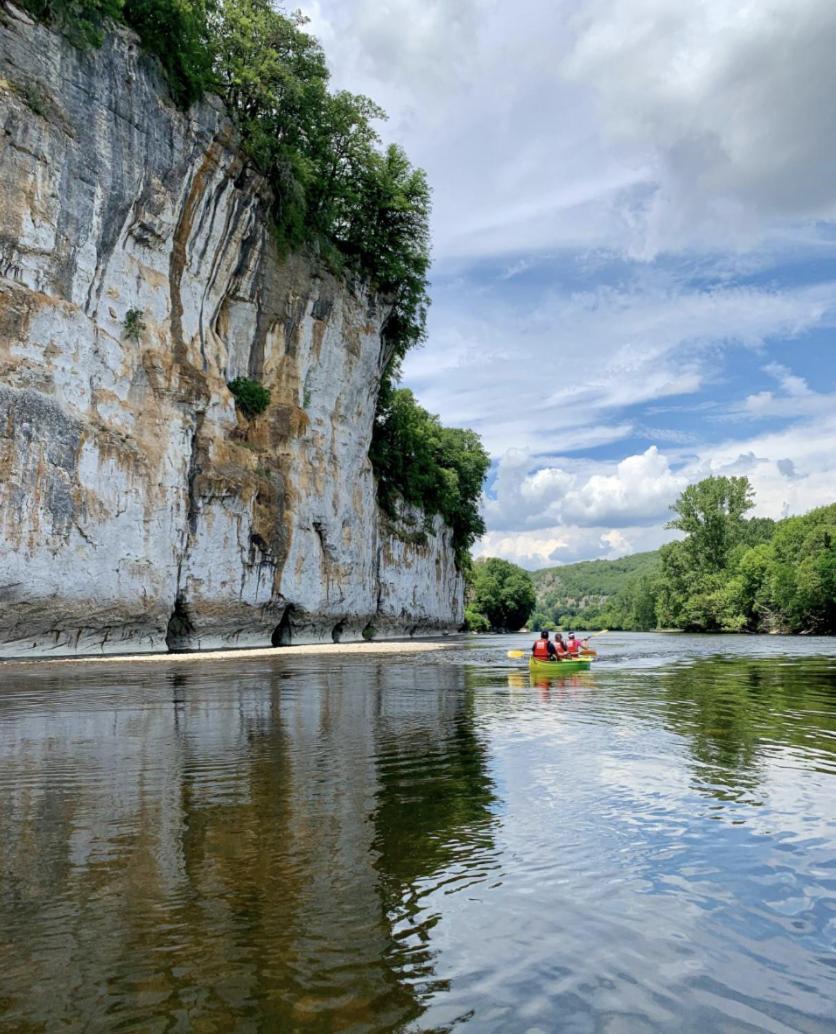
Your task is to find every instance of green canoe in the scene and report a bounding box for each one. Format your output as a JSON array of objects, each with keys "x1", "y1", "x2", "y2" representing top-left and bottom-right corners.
[{"x1": 529, "y1": 657, "x2": 592, "y2": 675}]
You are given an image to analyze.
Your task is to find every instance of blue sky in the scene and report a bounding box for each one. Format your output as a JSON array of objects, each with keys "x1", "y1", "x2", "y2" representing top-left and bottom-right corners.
[{"x1": 304, "y1": 0, "x2": 836, "y2": 568}]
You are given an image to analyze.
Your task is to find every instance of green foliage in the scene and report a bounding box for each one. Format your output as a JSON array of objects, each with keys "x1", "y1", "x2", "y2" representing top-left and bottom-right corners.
[
  {"x1": 123, "y1": 0, "x2": 214, "y2": 107},
  {"x1": 122, "y1": 307, "x2": 146, "y2": 341},
  {"x1": 12, "y1": 79, "x2": 51, "y2": 117},
  {"x1": 665, "y1": 475, "x2": 755, "y2": 573},
  {"x1": 347, "y1": 145, "x2": 431, "y2": 382},
  {"x1": 211, "y1": 0, "x2": 328, "y2": 242},
  {"x1": 18, "y1": 0, "x2": 123, "y2": 47},
  {"x1": 228, "y1": 376, "x2": 270, "y2": 417},
  {"x1": 468, "y1": 557, "x2": 535, "y2": 632},
  {"x1": 599, "y1": 572, "x2": 663, "y2": 632},
  {"x1": 658, "y1": 476, "x2": 768, "y2": 632},
  {"x1": 370, "y1": 387, "x2": 490, "y2": 564},
  {"x1": 755, "y1": 505, "x2": 836, "y2": 632},
  {"x1": 463, "y1": 606, "x2": 491, "y2": 633},
  {"x1": 530, "y1": 479, "x2": 835, "y2": 635},
  {"x1": 530, "y1": 550, "x2": 662, "y2": 631}
]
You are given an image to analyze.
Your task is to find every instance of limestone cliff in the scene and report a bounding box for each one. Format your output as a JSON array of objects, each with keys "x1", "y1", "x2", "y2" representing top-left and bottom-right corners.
[{"x1": 0, "y1": 8, "x2": 464, "y2": 657}]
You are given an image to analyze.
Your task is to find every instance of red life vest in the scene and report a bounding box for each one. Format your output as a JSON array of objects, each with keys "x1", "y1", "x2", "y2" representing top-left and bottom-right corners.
[
  {"x1": 567, "y1": 639, "x2": 579, "y2": 655},
  {"x1": 533, "y1": 638, "x2": 551, "y2": 659}
]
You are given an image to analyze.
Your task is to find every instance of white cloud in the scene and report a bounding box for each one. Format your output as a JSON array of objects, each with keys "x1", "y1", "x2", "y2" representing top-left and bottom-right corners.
[
  {"x1": 301, "y1": 0, "x2": 836, "y2": 567},
  {"x1": 307, "y1": 0, "x2": 836, "y2": 259},
  {"x1": 562, "y1": 446, "x2": 687, "y2": 526},
  {"x1": 485, "y1": 446, "x2": 686, "y2": 532},
  {"x1": 741, "y1": 363, "x2": 835, "y2": 419},
  {"x1": 566, "y1": 0, "x2": 836, "y2": 254},
  {"x1": 762, "y1": 363, "x2": 812, "y2": 398}
]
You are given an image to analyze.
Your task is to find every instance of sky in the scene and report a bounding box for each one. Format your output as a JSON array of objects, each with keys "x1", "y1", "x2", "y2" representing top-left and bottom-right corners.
[{"x1": 302, "y1": 0, "x2": 836, "y2": 569}]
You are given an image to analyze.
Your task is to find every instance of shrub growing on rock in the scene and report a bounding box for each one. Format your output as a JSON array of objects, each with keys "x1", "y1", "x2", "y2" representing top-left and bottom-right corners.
[
  {"x1": 228, "y1": 377, "x2": 271, "y2": 418},
  {"x1": 123, "y1": 307, "x2": 146, "y2": 341}
]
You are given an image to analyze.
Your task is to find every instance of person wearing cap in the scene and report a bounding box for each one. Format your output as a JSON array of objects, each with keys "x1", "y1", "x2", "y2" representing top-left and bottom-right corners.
[
  {"x1": 567, "y1": 632, "x2": 591, "y2": 656},
  {"x1": 532, "y1": 630, "x2": 558, "y2": 661}
]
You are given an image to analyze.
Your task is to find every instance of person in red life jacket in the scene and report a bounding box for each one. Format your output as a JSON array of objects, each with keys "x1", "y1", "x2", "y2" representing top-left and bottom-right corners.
[
  {"x1": 532, "y1": 630, "x2": 558, "y2": 661},
  {"x1": 554, "y1": 633, "x2": 569, "y2": 657},
  {"x1": 567, "y1": 632, "x2": 591, "y2": 655}
]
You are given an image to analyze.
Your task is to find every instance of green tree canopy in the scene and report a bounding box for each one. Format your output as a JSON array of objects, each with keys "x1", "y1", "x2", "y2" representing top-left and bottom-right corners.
[
  {"x1": 666, "y1": 475, "x2": 755, "y2": 572},
  {"x1": 468, "y1": 558, "x2": 535, "y2": 632},
  {"x1": 370, "y1": 388, "x2": 489, "y2": 564},
  {"x1": 758, "y1": 504, "x2": 836, "y2": 632}
]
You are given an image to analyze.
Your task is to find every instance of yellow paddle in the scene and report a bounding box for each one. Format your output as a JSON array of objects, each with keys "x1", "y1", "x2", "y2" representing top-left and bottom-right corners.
[{"x1": 506, "y1": 630, "x2": 609, "y2": 659}]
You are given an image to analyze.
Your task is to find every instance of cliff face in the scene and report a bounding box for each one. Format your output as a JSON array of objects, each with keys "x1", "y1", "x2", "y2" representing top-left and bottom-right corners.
[{"x1": 0, "y1": 8, "x2": 463, "y2": 657}]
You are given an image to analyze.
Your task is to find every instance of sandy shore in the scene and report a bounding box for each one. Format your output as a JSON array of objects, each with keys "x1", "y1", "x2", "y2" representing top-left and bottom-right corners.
[{"x1": 1, "y1": 639, "x2": 456, "y2": 669}]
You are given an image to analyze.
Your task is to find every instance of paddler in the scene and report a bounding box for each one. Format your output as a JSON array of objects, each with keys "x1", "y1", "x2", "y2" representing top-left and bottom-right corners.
[
  {"x1": 532, "y1": 630, "x2": 558, "y2": 662},
  {"x1": 566, "y1": 632, "x2": 591, "y2": 655},
  {"x1": 554, "y1": 632, "x2": 569, "y2": 657}
]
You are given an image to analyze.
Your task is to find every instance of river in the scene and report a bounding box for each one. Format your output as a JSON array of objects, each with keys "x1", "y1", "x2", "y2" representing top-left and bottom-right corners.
[{"x1": 1, "y1": 633, "x2": 835, "y2": 1032}]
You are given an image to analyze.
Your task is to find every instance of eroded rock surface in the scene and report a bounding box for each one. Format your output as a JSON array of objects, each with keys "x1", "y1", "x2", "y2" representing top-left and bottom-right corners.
[{"x1": 0, "y1": 9, "x2": 463, "y2": 657}]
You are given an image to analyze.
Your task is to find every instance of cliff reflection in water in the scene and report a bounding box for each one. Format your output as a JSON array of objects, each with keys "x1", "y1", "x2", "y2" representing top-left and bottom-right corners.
[{"x1": 0, "y1": 660, "x2": 496, "y2": 1032}]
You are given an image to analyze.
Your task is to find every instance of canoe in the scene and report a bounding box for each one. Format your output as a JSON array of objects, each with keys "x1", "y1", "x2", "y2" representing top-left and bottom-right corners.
[{"x1": 529, "y1": 657, "x2": 592, "y2": 675}]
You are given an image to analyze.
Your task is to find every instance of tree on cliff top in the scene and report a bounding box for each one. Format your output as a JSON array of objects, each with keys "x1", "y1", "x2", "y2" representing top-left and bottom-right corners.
[
  {"x1": 209, "y1": 0, "x2": 432, "y2": 374},
  {"x1": 370, "y1": 388, "x2": 490, "y2": 565}
]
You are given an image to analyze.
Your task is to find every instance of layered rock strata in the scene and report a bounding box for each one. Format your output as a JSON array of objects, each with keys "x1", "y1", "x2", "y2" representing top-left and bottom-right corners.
[{"x1": 0, "y1": 8, "x2": 463, "y2": 657}]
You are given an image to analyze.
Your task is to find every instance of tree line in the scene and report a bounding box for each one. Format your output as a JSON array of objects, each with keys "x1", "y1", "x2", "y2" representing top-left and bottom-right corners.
[
  {"x1": 21, "y1": 0, "x2": 491, "y2": 565},
  {"x1": 532, "y1": 477, "x2": 836, "y2": 635}
]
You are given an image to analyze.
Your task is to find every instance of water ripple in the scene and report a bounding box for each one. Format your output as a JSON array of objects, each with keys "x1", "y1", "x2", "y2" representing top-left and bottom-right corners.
[{"x1": 1, "y1": 635, "x2": 835, "y2": 1030}]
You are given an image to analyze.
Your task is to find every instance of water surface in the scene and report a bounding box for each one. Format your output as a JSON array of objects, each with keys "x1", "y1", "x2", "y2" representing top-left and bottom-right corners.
[{"x1": 1, "y1": 633, "x2": 835, "y2": 1031}]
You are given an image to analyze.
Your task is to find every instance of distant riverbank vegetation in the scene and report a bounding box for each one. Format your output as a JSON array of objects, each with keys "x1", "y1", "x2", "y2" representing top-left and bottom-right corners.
[
  {"x1": 20, "y1": 0, "x2": 491, "y2": 564},
  {"x1": 465, "y1": 558, "x2": 536, "y2": 632},
  {"x1": 530, "y1": 477, "x2": 836, "y2": 635}
]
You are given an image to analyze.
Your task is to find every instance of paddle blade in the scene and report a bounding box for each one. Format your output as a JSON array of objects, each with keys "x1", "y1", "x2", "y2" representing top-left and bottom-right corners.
[{"x1": 506, "y1": 649, "x2": 526, "y2": 659}]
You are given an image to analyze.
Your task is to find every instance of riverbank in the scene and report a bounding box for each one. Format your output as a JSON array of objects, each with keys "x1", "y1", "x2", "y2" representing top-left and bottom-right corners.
[{"x1": 0, "y1": 639, "x2": 454, "y2": 670}]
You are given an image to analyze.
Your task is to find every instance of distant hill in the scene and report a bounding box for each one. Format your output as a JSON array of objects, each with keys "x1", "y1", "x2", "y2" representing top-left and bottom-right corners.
[{"x1": 529, "y1": 550, "x2": 661, "y2": 629}]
